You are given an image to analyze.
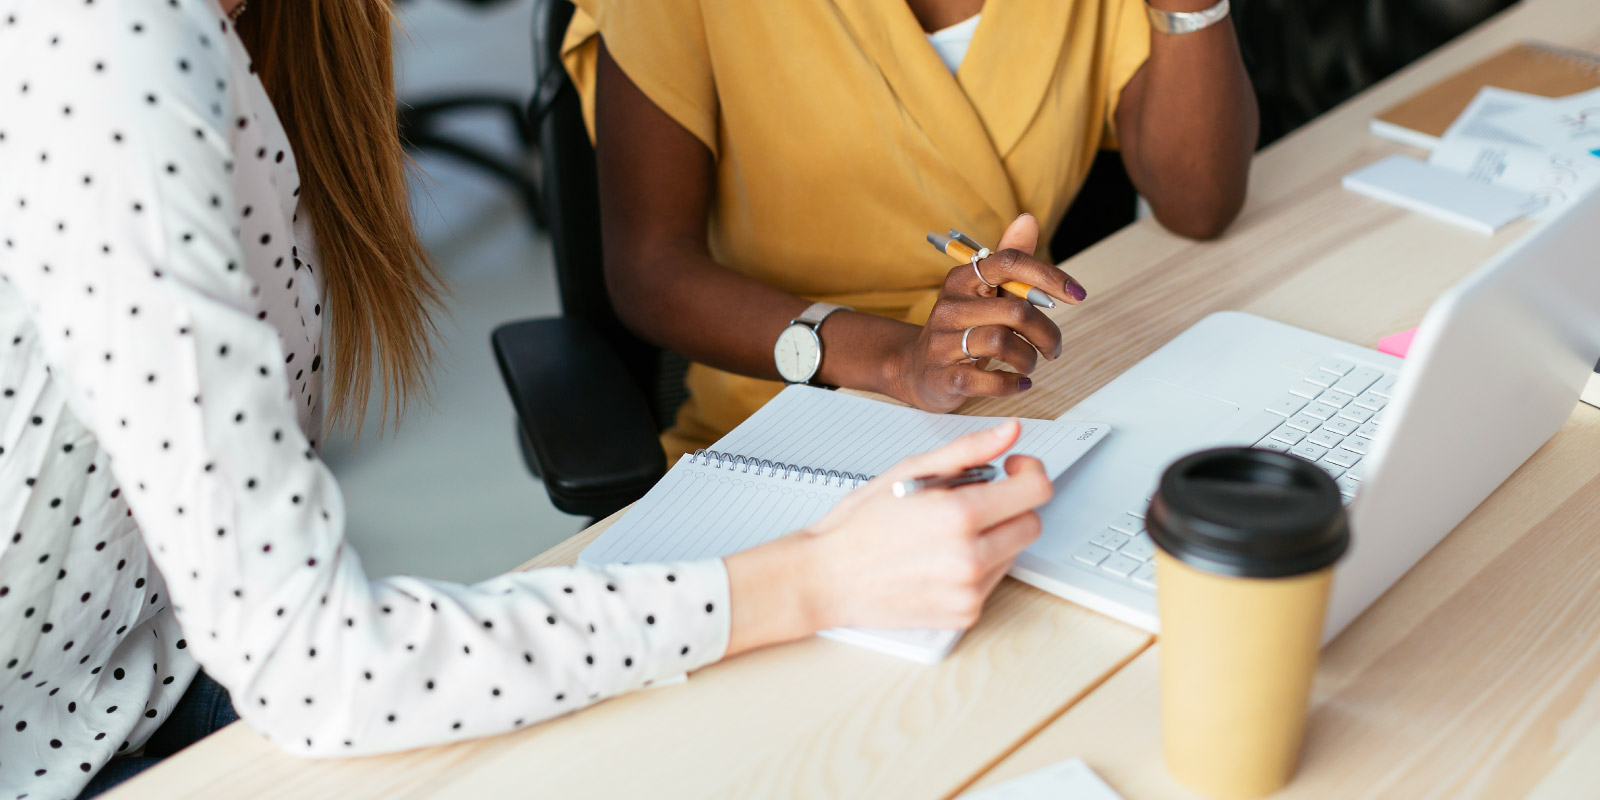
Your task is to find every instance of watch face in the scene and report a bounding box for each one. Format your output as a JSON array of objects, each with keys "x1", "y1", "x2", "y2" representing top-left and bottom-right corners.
[{"x1": 774, "y1": 324, "x2": 822, "y2": 383}]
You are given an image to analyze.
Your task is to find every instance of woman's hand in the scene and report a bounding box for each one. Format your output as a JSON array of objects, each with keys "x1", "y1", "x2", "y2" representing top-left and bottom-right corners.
[
  {"x1": 724, "y1": 421, "x2": 1054, "y2": 656},
  {"x1": 890, "y1": 214, "x2": 1088, "y2": 413}
]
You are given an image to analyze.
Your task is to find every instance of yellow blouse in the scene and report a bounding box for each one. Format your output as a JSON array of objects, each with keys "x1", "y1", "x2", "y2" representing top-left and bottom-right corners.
[{"x1": 564, "y1": 0, "x2": 1151, "y2": 458}]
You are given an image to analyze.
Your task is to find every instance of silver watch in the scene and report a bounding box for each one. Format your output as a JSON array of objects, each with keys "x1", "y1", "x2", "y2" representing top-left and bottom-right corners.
[
  {"x1": 1146, "y1": 0, "x2": 1230, "y2": 34},
  {"x1": 774, "y1": 302, "x2": 851, "y2": 386}
]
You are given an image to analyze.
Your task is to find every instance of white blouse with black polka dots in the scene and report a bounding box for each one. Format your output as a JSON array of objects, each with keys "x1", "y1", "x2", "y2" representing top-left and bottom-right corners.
[{"x1": 0, "y1": 2, "x2": 731, "y2": 797}]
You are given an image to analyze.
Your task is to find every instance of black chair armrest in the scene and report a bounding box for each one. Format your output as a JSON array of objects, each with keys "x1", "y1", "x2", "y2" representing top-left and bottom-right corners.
[{"x1": 491, "y1": 317, "x2": 667, "y2": 518}]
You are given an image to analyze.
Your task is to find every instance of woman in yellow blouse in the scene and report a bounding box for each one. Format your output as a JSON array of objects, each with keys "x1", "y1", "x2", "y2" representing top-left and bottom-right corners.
[{"x1": 564, "y1": 0, "x2": 1257, "y2": 457}]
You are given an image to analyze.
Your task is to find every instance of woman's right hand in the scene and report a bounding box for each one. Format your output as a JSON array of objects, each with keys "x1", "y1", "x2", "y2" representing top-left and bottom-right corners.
[
  {"x1": 891, "y1": 214, "x2": 1088, "y2": 413},
  {"x1": 723, "y1": 421, "x2": 1054, "y2": 657}
]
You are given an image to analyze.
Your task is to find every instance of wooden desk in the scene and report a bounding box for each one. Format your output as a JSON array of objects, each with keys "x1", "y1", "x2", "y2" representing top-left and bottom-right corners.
[{"x1": 112, "y1": 0, "x2": 1600, "y2": 796}]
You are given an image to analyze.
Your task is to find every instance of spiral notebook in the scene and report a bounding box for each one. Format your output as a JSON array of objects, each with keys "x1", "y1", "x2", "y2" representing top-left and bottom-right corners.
[{"x1": 580, "y1": 386, "x2": 1111, "y2": 663}]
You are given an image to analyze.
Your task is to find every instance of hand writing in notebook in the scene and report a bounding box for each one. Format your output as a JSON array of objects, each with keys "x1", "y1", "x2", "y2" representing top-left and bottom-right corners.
[{"x1": 721, "y1": 420, "x2": 1053, "y2": 657}]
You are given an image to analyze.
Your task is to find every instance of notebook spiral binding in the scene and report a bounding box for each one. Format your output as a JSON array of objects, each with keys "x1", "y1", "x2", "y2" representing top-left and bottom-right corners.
[
  {"x1": 1531, "y1": 42, "x2": 1600, "y2": 76},
  {"x1": 690, "y1": 449, "x2": 874, "y2": 489}
]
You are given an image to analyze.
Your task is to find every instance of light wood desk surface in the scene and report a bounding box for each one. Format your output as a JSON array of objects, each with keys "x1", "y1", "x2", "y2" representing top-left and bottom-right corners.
[{"x1": 113, "y1": 0, "x2": 1600, "y2": 796}]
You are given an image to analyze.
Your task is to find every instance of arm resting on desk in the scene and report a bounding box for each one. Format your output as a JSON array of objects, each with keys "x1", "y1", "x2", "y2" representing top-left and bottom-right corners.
[{"x1": 1116, "y1": 0, "x2": 1259, "y2": 240}]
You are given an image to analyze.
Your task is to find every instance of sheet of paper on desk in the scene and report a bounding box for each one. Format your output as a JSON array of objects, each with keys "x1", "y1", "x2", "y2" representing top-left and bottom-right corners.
[
  {"x1": 1493, "y1": 86, "x2": 1600, "y2": 157},
  {"x1": 1428, "y1": 88, "x2": 1600, "y2": 218},
  {"x1": 957, "y1": 758, "x2": 1125, "y2": 800}
]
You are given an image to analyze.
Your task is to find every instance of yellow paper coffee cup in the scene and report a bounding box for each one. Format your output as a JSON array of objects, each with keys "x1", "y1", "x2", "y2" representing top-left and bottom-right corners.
[{"x1": 1147, "y1": 447, "x2": 1350, "y2": 799}]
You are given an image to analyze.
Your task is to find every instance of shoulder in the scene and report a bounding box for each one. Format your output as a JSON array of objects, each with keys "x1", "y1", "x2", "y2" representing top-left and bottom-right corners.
[{"x1": 0, "y1": 0, "x2": 240, "y2": 121}]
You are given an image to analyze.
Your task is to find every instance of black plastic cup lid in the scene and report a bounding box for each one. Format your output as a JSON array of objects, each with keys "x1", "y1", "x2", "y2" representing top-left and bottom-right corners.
[{"x1": 1147, "y1": 447, "x2": 1350, "y2": 579}]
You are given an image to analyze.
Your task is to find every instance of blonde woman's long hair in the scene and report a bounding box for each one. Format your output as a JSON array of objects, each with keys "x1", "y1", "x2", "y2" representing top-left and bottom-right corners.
[{"x1": 237, "y1": 0, "x2": 441, "y2": 432}]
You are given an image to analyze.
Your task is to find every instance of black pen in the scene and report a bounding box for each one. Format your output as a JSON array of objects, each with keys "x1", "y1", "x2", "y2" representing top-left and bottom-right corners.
[{"x1": 891, "y1": 464, "x2": 998, "y2": 498}]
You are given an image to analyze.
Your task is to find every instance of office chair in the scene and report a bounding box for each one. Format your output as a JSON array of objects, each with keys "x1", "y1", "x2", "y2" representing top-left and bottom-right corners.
[{"x1": 490, "y1": 0, "x2": 683, "y2": 520}]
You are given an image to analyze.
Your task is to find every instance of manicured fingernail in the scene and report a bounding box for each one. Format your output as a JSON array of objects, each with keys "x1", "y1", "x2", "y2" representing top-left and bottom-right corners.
[
  {"x1": 1065, "y1": 279, "x2": 1087, "y2": 303},
  {"x1": 1018, "y1": 377, "x2": 1033, "y2": 391}
]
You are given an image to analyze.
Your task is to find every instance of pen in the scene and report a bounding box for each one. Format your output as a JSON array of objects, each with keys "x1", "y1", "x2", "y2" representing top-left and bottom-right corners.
[
  {"x1": 926, "y1": 229, "x2": 1057, "y2": 309},
  {"x1": 891, "y1": 464, "x2": 999, "y2": 498}
]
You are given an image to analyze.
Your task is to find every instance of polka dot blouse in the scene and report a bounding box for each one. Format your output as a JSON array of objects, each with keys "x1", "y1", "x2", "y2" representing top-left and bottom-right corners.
[{"x1": 0, "y1": 2, "x2": 731, "y2": 797}]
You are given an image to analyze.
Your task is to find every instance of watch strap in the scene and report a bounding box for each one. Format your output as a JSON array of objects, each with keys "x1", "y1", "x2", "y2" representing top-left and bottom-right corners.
[
  {"x1": 1146, "y1": 0, "x2": 1230, "y2": 35},
  {"x1": 793, "y1": 301, "x2": 851, "y2": 328}
]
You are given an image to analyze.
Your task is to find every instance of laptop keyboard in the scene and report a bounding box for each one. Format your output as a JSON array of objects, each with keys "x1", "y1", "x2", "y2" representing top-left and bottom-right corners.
[{"x1": 1070, "y1": 358, "x2": 1399, "y2": 592}]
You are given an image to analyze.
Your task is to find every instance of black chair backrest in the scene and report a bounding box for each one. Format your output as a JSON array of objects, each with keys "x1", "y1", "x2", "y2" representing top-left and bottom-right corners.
[{"x1": 531, "y1": 0, "x2": 687, "y2": 428}]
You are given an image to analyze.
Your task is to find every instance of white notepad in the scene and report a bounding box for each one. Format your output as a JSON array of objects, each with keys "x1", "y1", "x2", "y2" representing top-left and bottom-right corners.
[
  {"x1": 581, "y1": 386, "x2": 1111, "y2": 663},
  {"x1": 1342, "y1": 153, "x2": 1543, "y2": 234}
]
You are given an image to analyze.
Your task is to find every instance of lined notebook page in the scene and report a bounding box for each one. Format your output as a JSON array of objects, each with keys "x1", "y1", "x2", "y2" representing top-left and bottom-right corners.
[
  {"x1": 582, "y1": 463, "x2": 849, "y2": 564},
  {"x1": 711, "y1": 386, "x2": 1100, "y2": 477}
]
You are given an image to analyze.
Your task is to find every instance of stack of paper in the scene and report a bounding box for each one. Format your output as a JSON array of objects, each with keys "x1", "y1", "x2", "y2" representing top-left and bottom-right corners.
[{"x1": 1427, "y1": 86, "x2": 1600, "y2": 219}]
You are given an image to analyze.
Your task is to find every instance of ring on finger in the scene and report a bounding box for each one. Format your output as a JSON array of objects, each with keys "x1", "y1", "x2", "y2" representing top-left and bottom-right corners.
[
  {"x1": 961, "y1": 326, "x2": 982, "y2": 362},
  {"x1": 970, "y1": 249, "x2": 999, "y2": 288}
]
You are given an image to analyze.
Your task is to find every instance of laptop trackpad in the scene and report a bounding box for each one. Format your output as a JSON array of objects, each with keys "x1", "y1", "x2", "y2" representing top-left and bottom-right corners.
[
  {"x1": 1062, "y1": 379, "x2": 1243, "y2": 495},
  {"x1": 1080, "y1": 379, "x2": 1241, "y2": 451}
]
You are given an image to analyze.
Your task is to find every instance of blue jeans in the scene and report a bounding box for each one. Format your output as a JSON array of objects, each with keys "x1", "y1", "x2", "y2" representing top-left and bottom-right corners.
[{"x1": 76, "y1": 671, "x2": 239, "y2": 799}]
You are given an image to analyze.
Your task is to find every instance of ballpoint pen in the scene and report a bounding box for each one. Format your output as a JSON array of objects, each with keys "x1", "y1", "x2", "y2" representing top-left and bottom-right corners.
[
  {"x1": 891, "y1": 464, "x2": 999, "y2": 498},
  {"x1": 925, "y1": 229, "x2": 1061, "y2": 309}
]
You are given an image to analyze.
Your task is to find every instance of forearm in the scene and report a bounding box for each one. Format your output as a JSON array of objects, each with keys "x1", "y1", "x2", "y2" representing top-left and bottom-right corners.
[
  {"x1": 1120, "y1": 0, "x2": 1258, "y2": 239},
  {"x1": 606, "y1": 247, "x2": 921, "y2": 401}
]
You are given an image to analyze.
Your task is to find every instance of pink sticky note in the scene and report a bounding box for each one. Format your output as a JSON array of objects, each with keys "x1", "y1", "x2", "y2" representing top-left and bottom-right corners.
[{"x1": 1378, "y1": 328, "x2": 1417, "y2": 358}]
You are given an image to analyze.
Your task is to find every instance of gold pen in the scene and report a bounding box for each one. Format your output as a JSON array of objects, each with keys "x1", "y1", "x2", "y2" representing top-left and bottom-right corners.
[{"x1": 925, "y1": 229, "x2": 1057, "y2": 309}]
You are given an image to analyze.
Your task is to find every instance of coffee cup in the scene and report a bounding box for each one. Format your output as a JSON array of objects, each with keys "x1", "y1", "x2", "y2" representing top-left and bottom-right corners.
[{"x1": 1146, "y1": 447, "x2": 1350, "y2": 799}]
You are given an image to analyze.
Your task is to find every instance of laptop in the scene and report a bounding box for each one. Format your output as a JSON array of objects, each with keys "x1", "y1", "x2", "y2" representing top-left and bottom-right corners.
[{"x1": 1014, "y1": 186, "x2": 1600, "y2": 641}]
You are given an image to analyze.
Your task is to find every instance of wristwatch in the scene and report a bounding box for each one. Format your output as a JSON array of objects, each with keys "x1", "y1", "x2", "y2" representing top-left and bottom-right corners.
[
  {"x1": 774, "y1": 302, "x2": 851, "y2": 387},
  {"x1": 1145, "y1": 0, "x2": 1230, "y2": 35}
]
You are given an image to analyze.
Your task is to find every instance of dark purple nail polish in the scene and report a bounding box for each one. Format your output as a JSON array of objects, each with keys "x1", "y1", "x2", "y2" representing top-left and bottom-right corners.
[
  {"x1": 1066, "y1": 279, "x2": 1088, "y2": 303},
  {"x1": 1018, "y1": 377, "x2": 1033, "y2": 391}
]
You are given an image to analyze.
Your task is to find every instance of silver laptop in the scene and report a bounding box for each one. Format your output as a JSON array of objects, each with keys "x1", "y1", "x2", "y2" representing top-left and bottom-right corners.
[{"x1": 1015, "y1": 186, "x2": 1600, "y2": 641}]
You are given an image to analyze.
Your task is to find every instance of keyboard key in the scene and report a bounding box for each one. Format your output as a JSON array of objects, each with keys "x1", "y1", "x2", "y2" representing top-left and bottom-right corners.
[
  {"x1": 1090, "y1": 528, "x2": 1130, "y2": 550},
  {"x1": 1266, "y1": 394, "x2": 1307, "y2": 416},
  {"x1": 1316, "y1": 358, "x2": 1355, "y2": 376},
  {"x1": 1109, "y1": 513, "x2": 1145, "y2": 534},
  {"x1": 1355, "y1": 422, "x2": 1379, "y2": 439},
  {"x1": 1352, "y1": 392, "x2": 1388, "y2": 411},
  {"x1": 1322, "y1": 417, "x2": 1359, "y2": 436},
  {"x1": 1127, "y1": 505, "x2": 1147, "y2": 519},
  {"x1": 1338, "y1": 406, "x2": 1374, "y2": 424},
  {"x1": 1305, "y1": 371, "x2": 1338, "y2": 388},
  {"x1": 1337, "y1": 475, "x2": 1362, "y2": 497},
  {"x1": 1307, "y1": 429, "x2": 1344, "y2": 449},
  {"x1": 1119, "y1": 538, "x2": 1155, "y2": 561},
  {"x1": 1313, "y1": 459, "x2": 1346, "y2": 480},
  {"x1": 1316, "y1": 390, "x2": 1354, "y2": 409},
  {"x1": 1233, "y1": 410, "x2": 1290, "y2": 445},
  {"x1": 1346, "y1": 462, "x2": 1371, "y2": 482},
  {"x1": 1289, "y1": 442, "x2": 1329, "y2": 462},
  {"x1": 1333, "y1": 366, "x2": 1384, "y2": 396},
  {"x1": 1372, "y1": 408, "x2": 1389, "y2": 426},
  {"x1": 1325, "y1": 448, "x2": 1363, "y2": 468},
  {"x1": 1342, "y1": 435, "x2": 1373, "y2": 455},
  {"x1": 1288, "y1": 380, "x2": 1325, "y2": 399},
  {"x1": 1073, "y1": 543, "x2": 1112, "y2": 567},
  {"x1": 1101, "y1": 554, "x2": 1143, "y2": 578},
  {"x1": 1370, "y1": 374, "x2": 1398, "y2": 398},
  {"x1": 1304, "y1": 403, "x2": 1339, "y2": 421},
  {"x1": 1269, "y1": 425, "x2": 1306, "y2": 445},
  {"x1": 1285, "y1": 413, "x2": 1322, "y2": 432},
  {"x1": 1132, "y1": 563, "x2": 1157, "y2": 588},
  {"x1": 1256, "y1": 438, "x2": 1291, "y2": 453}
]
